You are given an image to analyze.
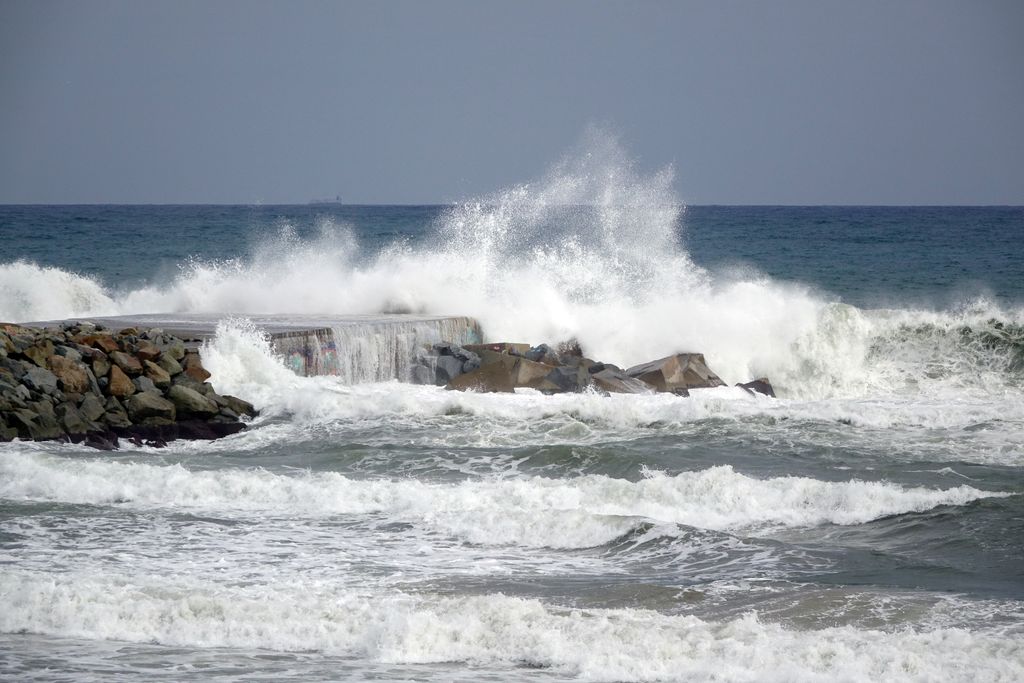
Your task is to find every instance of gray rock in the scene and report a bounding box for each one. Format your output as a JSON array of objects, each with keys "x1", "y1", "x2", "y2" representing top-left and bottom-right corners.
[
  {"x1": 220, "y1": 394, "x2": 257, "y2": 418},
  {"x1": 156, "y1": 355, "x2": 183, "y2": 376},
  {"x1": 737, "y1": 378, "x2": 776, "y2": 398},
  {"x1": 79, "y1": 394, "x2": 106, "y2": 422},
  {"x1": 23, "y1": 366, "x2": 59, "y2": 395},
  {"x1": 434, "y1": 354, "x2": 465, "y2": 384},
  {"x1": 167, "y1": 384, "x2": 219, "y2": 417},
  {"x1": 55, "y1": 403, "x2": 90, "y2": 435},
  {"x1": 125, "y1": 392, "x2": 176, "y2": 422},
  {"x1": 132, "y1": 376, "x2": 158, "y2": 394},
  {"x1": 103, "y1": 397, "x2": 133, "y2": 429}
]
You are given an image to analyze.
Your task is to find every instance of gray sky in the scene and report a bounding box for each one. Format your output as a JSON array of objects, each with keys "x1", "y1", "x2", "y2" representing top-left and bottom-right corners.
[{"x1": 1, "y1": 0, "x2": 1022, "y2": 205}]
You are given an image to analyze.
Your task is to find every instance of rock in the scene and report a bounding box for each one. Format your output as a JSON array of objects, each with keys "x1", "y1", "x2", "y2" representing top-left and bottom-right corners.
[
  {"x1": 535, "y1": 365, "x2": 593, "y2": 393},
  {"x1": 47, "y1": 355, "x2": 91, "y2": 394},
  {"x1": 0, "y1": 421, "x2": 18, "y2": 441},
  {"x1": 157, "y1": 338, "x2": 186, "y2": 361},
  {"x1": 143, "y1": 360, "x2": 171, "y2": 388},
  {"x1": 592, "y1": 368, "x2": 656, "y2": 394},
  {"x1": 79, "y1": 394, "x2": 106, "y2": 422},
  {"x1": 167, "y1": 384, "x2": 219, "y2": 417},
  {"x1": 54, "y1": 345, "x2": 83, "y2": 362},
  {"x1": 514, "y1": 356, "x2": 558, "y2": 388},
  {"x1": 132, "y1": 376, "x2": 158, "y2": 394},
  {"x1": 83, "y1": 431, "x2": 118, "y2": 450},
  {"x1": 23, "y1": 366, "x2": 59, "y2": 395},
  {"x1": 523, "y1": 344, "x2": 560, "y2": 366},
  {"x1": 125, "y1": 392, "x2": 176, "y2": 422},
  {"x1": 9, "y1": 409, "x2": 63, "y2": 440},
  {"x1": 181, "y1": 353, "x2": 211, "y2": 382},
  {"x1": 155, "y1": 354, "x2": 182, "y2": 377},
  {"x1": 91, "y1": 354, "x2": 111, "y2": 379},
  {"x1": 102, "y1": 397, "x2": 133, "y2": 429},
  {"x1": 79, "y1": 334, "x2": 120, "y2": 354},
  {"x1": 107, "y1": 365, "x2": 135, "y2": 397},
  {"x1": 446, "y1": 361, "x2": 516, "y2": 393},
  {"x1": 737, "y1": 378, "x2": 776, "y2": 398},
  {"x1": 625, "y1": 353, "x2": 726, "y2": 393},
  {"x1": 432, "y1": 354, "x2": 465, "y2": 385},
  {"x1": 22, "y1": 340, "x2": 55, "y2": 368},
  {"x1": 109, "y1": 351, "x2": 143, "y2": 376},
  {"x1": 134, "y1": 340, "x2": 161, "y2": 362},
  {"x1": 55, "y1": 403, "x2": 90, "y2": 435}
]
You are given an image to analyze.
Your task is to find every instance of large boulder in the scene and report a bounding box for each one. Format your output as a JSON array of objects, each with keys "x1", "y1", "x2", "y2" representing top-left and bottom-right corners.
[
  {"x1": 125, "y1": 392, "x2": 176, "y2": 422},
  {"x1": 167, "y1": 384, "x2": 220, "y2": 417},
  {"x1": 109, "y1": 350, "x2": 143, "y2": 376},
  {"x1": 625, "y1": 353, "x2": 726, "y2": 393},
  {"x1": 592, "y1": 368, "x2": 655, "y2": 394},
  {"x1": 22, "y1": 366, "x2": 59, "y2": 396},
  {"x1": 446, "y1": 361, "x2": 516, "y2": 393},
  {"x1": 107, "y1": 365, "x2": 135, "y2": 397},
  {"x1": 48, "y1": 355, "x2": 91, "y2": 395},
  {"x1": 182, "y1": 352, "x2": 211, "y2": 382}
]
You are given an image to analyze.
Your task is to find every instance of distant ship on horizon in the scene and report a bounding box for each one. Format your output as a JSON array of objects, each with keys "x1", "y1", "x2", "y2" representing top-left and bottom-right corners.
[{"x1": 308, "y1": 194, "x2": 343, "y2": 205}]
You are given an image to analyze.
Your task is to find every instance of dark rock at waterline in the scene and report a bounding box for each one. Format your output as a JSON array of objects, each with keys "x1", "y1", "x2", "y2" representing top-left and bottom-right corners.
[
  {"x1": 0, "y1": 321, "x2": 257, "y2": 448},
  {"x1": 737, "y1": 378, "x2": 776, "y2": 398}
]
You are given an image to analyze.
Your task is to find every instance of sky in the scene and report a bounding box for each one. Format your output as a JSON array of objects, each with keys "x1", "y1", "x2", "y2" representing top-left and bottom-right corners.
[{"x1": 1, "y1": 0, "x2": 1022, "y2": 205}]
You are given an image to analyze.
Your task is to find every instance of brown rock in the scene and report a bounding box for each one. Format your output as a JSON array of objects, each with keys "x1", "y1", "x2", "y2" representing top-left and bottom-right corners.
[
  {"x1": 625, "y1": 353, "x2": 726, "y2": 393},
  {"x1": 92, "y1": 354, "x2": 111, "y2": 379},
  {"x1": 135, "y1": 340, "x2": 161, "y2": 362},
  {"x1": 463, "y1": 342, "x2": 531, "y2": 357},
  {"x1": 79, "y1": 334, "x2": 119, "y2": 354},
  {"x1": 446, "y1": 362, "x2": 516, "y2": 393},
  {"x1": 107, "y1": 365, "x2": 135, "y2": 397},
  {"x1": 181, "y1": 352, "x2": 211, "y2": 382},
  {"x1": 110, "y1": 351, "x2": 143, "y2": 376},
  {"x1": 592, "y1": 368, "x2": 656, "y2": 394},
  {"x1": 48, "y1": 354, "x2": 91, "y2": 394}
]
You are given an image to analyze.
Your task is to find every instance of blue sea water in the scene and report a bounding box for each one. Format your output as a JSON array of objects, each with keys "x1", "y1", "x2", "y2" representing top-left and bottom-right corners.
[
  {"x1": 2, "y1": 204, "x2": 1022, "y2": 309},
  {"x1": 1, "y1": 169, "x2": 1024, "y2": 680}
]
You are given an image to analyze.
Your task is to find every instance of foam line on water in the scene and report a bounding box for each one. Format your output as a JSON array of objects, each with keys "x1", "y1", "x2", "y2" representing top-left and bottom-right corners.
[
  {"x1": 2, "y1": 571, "x2": 1022, "y2": 682},
  {"x1": 1, "y1": 452, "x2": 1008, "y2": 546}
]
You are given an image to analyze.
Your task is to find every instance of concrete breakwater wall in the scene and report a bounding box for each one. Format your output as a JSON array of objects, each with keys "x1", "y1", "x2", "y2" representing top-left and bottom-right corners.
[
  {"x1": 21, "y1": 314, "x2": 484, "y2": 382},
  {"x1": 273, "y1": 316, "x2": 483, "y2": 381}
]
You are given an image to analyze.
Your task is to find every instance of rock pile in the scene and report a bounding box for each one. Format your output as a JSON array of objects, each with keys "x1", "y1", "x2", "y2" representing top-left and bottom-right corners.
[
  {"x1": 413, "y1": 340, "x2": 774, "y2": 397},
  {"x1": 1, "y1": 322, "x2": 256, "y2": 449}
]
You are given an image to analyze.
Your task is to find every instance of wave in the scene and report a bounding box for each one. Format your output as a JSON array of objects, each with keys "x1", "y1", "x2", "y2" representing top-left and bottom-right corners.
[
  {"x1": 3, "y1": 571, "x2": 1022, "y2": 682},
  {"x1": 1, "y1": 452, "x2": 1008, "y2": 546},
  {"x1": 2, "y1": 133, "x2": 1022, "y2": 400}
]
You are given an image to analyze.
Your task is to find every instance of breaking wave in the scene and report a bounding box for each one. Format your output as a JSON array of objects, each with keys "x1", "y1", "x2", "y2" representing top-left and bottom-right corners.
[
  {"x1": 3, "y1": 571, "x2": 1022, "y2": 682},
  {"x1": 2, "y1": 133, "x2": 1021, "y2": 401},
  {"x1": 1, "y1": 452, "x2": 1009, "y2": 546}
]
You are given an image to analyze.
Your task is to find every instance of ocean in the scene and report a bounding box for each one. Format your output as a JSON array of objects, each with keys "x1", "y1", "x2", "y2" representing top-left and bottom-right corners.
[{"x1": 1, "y1": 161, "x2": 1023, "y2": 680}]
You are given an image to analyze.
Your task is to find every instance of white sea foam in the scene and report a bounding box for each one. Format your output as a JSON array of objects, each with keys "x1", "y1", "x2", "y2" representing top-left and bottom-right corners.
[
  {"x1": 1, "y1": 452, "x2": 1007, "y2": 546},
  {"x1": 3, "y1": 570, "x2": 1022, "y2": 682}
]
